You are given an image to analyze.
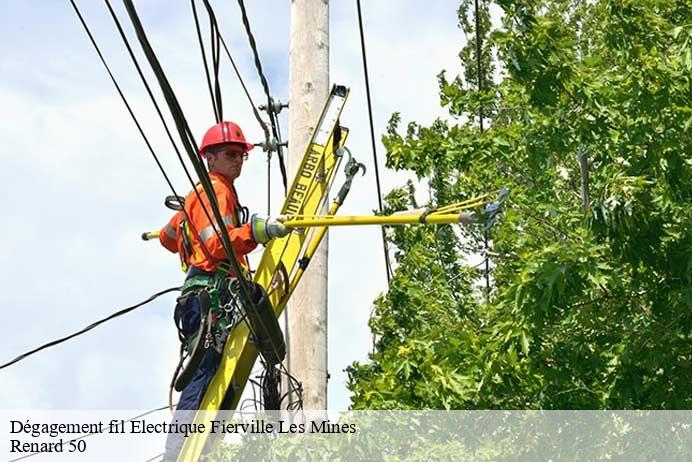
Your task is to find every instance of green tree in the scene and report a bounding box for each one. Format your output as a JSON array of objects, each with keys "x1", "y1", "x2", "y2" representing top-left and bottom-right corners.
[{"x1": 348, "y1": 0, "x2": 692, "y2": 409}]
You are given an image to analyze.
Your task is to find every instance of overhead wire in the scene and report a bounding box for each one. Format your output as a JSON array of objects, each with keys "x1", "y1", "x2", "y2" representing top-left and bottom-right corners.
[
  {"x1": 473, "y1": 0, "x2": 491, "y2": 297},
  {"x1": 0, "y1": 287, "x2": 179, "y2": 371},
  {"x1": 69, "y1": 0, "x2": 301, "y2": 413},
  {"x1": 356, "y1": 0, "x2": 393, "y2": 283},
  {"x1": 191, "y1": 0, "x2": 275, "y2": 169},
  {"x1": 0, "y1": 10, "x2": 300, "y2": 445},
  {"x1": 271, "y1": 114, "x2": 285, "y2": 211},
  {"x1": 97, "y1": 0, "x2": 216, "y2": 263},
  {"x1": 235, "y1": 0, "x2": 288, "y2": 193},
  {"x1": 116, "y1": 0, "x2": 299, "y2": 408},
  {"x1": 142, "y1": 453, "x2": 165, "y2": 462},
  {"x1": 121, "y1": 0, "x2": 248, "y2": 292},
  {"x1": 120, "y1": 0, "x2": 299, "y2": 403},
  {"x1": 191, "y1": 0, "x2": 222, "y2": 122},
  {"x1": 4, "y1": 0, "x2": 251, "y2": 412},
  {"x1": 196, "y1": 0, "x2": 276, "y2": 213},
  {"x1": 217, "y1": 33, "x2": 270, "y2": 141},
  {"x1": 189, "y1": 0, "x2": 256, "y2": 273},
  {"x1": 91, "y1": 1, "x2": 285, "y2": 395},
  {"x1": 203, "y1": 0, "x2": 223, "y2": 122}
]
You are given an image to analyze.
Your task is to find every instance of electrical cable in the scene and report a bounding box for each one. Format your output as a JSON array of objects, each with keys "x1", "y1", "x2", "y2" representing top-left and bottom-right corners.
[
  {"x1": 75, "y1": 0, "x2": 300, "y2": 412},
  {"x1": 121, "y1": 0, "x2": 293, "y2": 383},
  {"x1": 356, "y1": 0, "x2": 393, "y2": 283},
  {"x1": 217, "y1": 33, "x2": 271, "y2": 142},
  {"x1": 233, "y1": 0, "x2": 271, "y2": 111},
  {"x1": 268, "y1": 109, "x2": 287, "y2": 193},
  {"x1": 197, "y1": 0, "x2": 276, "y2": 212},
  {"x1": 99, "y1": 0, "x2": 216, "y2": 263},
  {"x1": 103, "y1": 0, "x2": 253, "y2": 273},
  {"x1": 235, "y1": 0, "x2": 287, "y2": 192},
  {"x1": 193, "y1": 0, "x2": 275, "y2": 157},
  {"x1": 0, "y1": 287, "x2": 180, "y2": 371},
  {"x1": 190, "y1": 0, "x2": 256, "y2": 258},
  {"x1": 206, "y1": 0, "x2": 223, "y2": 123},
  {"x1": 191, "y1": 0, "x2": 222, "y2": 122},
  {"x1": 473, "y1": 0, "x2": 491, "y2": 297},
  {"x1": 265, "y1": 110, "x2": 286, "y2": 214},
  {"x1": 38, "y1": 10, "x2": 301, "y2": 444},
  {"x1": 121, "y1": 0, "x2": 248, "y2": 291},
  {"x1": 142, "y1": 453, "x2": 165, "y2": 462},
  {"x1": 193, "y1": 0, "x2": 281, "y2": 220}
]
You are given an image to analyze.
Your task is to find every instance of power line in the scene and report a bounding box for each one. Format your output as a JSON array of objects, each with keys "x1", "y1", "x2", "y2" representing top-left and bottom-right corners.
[
  {"x1": 234, "y1": 0, "x2": 272, "y2": 106},
  {"x1": 192, "y1": 0, "x2": 276, "y2": 213},
  {"x1": 268, "y1": 112, "x2": 286, "y2": 214},
  {"x1": 142, "y1": 452, "x2": 165, "y2": 462},
  {"x1": 73, "y1": 0, "x2": 299, "y2": 414},
  {"x1": 121, "y1": 0, "x2": 296, "y2": 396},
  {"x1": 218, "y1": 31, "x2": 271, "y2": 142},
  {"x1": 93, "y1": 1, "x2": 296, "y2": 408},
  {"x1": 0, "y1": 287, "x2": 179, "y2": 371},
  {"x1": 121, "y1": 0, "x2": 251, "y2": 303},
  {"x1": 473, "y1": 0, "x2": 491, "y2": 298},
  {"x1": 61, "y1": 0, "x2": 295, "y2": 415},
  {"x1": 356, "y1": 0, "x2": 393, "y2": 283},
  {"x1": 80, "y1": 0, "x2": 218, "y2": 263},
  {"x1": 196, "y1": 1, "x2": 272, "y2": 145},
  {"x1": 191, "y1": 0, "x2": 223, "y2": 122},
  {"x1": 235, "y1": 0, "x2": 288, "y2": 192},
  {"x1": 101, "y1": 0, "x2": 261, "y2": 278}
]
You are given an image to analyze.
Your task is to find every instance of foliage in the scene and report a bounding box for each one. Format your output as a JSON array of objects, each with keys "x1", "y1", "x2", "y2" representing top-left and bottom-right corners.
[
  {"x1": 348, "y1": 0, "x2": 692, "y2": 409},
  {"x1": 207, "y1": 412, "x2": 692, "y2": 461}
]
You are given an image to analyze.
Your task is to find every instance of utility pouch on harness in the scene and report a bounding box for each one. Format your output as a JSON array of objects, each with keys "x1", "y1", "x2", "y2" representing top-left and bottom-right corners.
[
  {"x1": 173, "y1": 288, "x2": 212, "y2": 392},
  {"x1": 173, "y1": 267, "x2": 235, "y2": 392},
  {"x1": 244, "y1": 281, "x2": 285, "y2": 366},
  {"x1": 172, "y1": 267, "x2": 284, "y2": 393}
]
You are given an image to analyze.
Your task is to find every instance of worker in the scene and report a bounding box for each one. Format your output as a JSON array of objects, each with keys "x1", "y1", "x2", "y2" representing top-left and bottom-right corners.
[{"x1": 159, "y1": 121, "x2": 288, "y2": 460}]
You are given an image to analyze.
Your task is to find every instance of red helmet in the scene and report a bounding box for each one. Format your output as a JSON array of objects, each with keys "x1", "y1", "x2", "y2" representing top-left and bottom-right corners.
[{"x1": 199, "y1": 121, "x2": 254, "y2": 156}]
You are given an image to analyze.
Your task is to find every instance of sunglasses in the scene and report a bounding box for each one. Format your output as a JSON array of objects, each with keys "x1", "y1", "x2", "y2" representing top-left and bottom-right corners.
[{"x1": 207, "y1": 147, "x2": 249, "y2": 161}]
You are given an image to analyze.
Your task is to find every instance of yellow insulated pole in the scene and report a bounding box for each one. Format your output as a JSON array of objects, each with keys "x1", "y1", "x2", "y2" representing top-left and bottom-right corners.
[
  {"x1": 140, "y1": 212, "x2": 475, "y2": 241},
  {"x1": 281, "y1": 212, "x2": 476, "y2": 228},
  {"x1": 282, "y1": 202, "x2": 340, "y2": 304}
]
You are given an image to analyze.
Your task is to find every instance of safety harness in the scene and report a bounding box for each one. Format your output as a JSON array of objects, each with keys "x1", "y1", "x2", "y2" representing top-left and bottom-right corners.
[
  {"x1": 171, "y1": 263, "x2": 240, "y2": 396},
  {"x1": 165, "y1": 190, "x2": 249, "y2": 403},
  {"x1": 166, "y1": 192, "x2": 285, "y2": 409}
]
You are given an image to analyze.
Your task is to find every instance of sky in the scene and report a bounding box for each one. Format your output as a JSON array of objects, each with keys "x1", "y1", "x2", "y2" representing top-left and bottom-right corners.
[{"x1": 0, "y1": 1, "x2": 468, "y2": 412}]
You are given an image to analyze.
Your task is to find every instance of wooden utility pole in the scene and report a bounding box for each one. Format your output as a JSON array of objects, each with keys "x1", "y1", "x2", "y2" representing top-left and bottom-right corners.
[{"x1": 286, "y1": 0, "x2": 329, "y2": 410}]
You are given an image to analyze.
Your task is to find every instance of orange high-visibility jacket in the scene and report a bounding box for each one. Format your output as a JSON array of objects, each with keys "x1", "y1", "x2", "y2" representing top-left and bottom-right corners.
[{"x1": 159, "y1": 172, "x2": 257, "y2": 273}]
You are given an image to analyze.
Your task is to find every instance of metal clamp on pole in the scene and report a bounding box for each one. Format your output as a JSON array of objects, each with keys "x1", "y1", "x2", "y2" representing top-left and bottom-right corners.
[
  {"x1": 255, "y1": 137, "x2": 288, "y2": 153},
  {"x1": 259, "y1": 98, "x2": 288, "y2": 115}
]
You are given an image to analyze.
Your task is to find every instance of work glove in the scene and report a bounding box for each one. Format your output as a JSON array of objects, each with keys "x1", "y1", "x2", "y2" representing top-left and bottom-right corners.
[{"x1": 251, "y1": 214, "x2": 290, "y2": 244}]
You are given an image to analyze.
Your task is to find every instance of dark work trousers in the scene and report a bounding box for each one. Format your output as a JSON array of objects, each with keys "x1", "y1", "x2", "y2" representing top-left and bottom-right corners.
[{"x1": 163, "y1": 292, "x2": 223, "y2": 461}]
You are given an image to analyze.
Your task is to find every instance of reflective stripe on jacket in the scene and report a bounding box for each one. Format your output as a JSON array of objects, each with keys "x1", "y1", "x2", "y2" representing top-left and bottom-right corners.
[{"x1": 158, "y1": 172, "x2": 258, "y2": 273}]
